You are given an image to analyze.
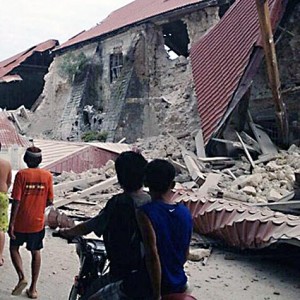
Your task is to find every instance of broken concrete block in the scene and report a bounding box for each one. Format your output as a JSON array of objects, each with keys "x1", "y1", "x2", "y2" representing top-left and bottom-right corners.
[
  {"x1": 287, "y1": 144, "x2": 300, "y2": 155},
  {"x1": 232, "y1": 174, "x2": 263, "y2": 189},
  {"x1": 267, "y1": 189, "x2": 283, "y2": 202},
  {"x1": 188, "y1": 248, "x2": 211, "y2": 262},
  {"x1": 242, "y1": 186, "x2": 257, "y2": 196},
  {"x1": 266, "y1": 161, "x2": 282, "y2": 172}
]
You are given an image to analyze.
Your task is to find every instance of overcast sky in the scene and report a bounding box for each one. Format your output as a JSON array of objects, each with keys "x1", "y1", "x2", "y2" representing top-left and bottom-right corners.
[{"x1": 0, "y1": 0, "x2": 133, "y2": 61}]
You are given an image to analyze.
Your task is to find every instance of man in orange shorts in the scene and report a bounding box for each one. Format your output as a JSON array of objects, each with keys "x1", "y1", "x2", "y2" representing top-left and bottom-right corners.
[{"x1": 8, "y1": 146, "x2": 53, "y2": 299}]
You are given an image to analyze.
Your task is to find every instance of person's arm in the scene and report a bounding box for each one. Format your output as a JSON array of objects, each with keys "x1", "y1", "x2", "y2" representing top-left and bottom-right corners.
[
  {"x1": 136, "y1": 210, "x2": 161, "y2": 300},
  {"x1": 46, "y1": 199, "x2": 53, "y2": 207},
  {"x1": 47, "y1": 173, "x2": 54, "y2": 207},
  {"x1": 8, "y1": 200, "x2": 20, "y2": 240},
  {"x1": 59, "y1": 222, "x2": 92, "y2": 239},
  {"x1": 6, "y1": 165, "x2": 12, "y2": 190},
  {"x1": 59, "y1": 200, "x2": 112, "y2": 239}
]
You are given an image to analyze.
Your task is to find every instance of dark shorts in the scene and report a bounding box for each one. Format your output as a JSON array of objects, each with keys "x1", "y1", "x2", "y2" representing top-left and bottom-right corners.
[{"x1": 10, "y1": 228, "x2": 45, "y2": 251}]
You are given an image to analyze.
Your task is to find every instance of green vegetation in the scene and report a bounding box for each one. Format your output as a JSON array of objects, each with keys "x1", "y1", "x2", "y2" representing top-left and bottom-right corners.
[
  {"x1": 81, "y1": 131, "x2": 108, "y2": 142},
  {"x1": 59, "y1": 52, "x2": 89, "y2": 82}
]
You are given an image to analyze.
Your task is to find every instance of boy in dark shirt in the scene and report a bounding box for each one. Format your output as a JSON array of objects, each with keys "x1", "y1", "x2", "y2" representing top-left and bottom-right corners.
[{"x1": 59, "y1": 151, "x2": 152, "y2": 299}]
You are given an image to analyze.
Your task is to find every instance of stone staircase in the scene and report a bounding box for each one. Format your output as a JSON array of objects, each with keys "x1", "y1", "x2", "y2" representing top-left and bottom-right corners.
[
  {"x1": 101, "y1": 63, "x2": 134, "y2": 142},
  {"x1": 59, "y1": 79, "x2": 87, "y2": 140}
]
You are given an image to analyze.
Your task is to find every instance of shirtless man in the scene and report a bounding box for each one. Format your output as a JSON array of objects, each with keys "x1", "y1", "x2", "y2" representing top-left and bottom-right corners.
[{"x1": 0, "y1": 142, "x2": 12, "y2": 267}]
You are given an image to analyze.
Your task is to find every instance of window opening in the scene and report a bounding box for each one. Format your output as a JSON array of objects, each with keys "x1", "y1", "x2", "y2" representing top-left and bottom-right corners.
[{"x1": 110, "y1": 46, "x2": 123, "y2": 83}]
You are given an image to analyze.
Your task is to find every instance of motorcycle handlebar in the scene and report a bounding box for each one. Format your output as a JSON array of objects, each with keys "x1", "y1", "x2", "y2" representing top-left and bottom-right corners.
[
  {"x1": 52, "y1": 230, "x2": 62, "y2": 238},
  {"x1": 52, "y1": 230, "x2": 79, "y2": 244}
]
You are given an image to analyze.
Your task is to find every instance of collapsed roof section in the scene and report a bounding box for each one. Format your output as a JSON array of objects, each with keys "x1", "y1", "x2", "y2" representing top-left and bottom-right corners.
[
  {"x1": 0, "y1": 111, "x2": 29, "y2": 148},
  {"x1": 56, "y1": 0, "x2": 228, "y2": 52},
  {"x1": 34, "y1": 139, "x2": 130, "y2": 174},
  {"x1": 177, "y1": 194, "x2": 300, "y2": 249},
  {"x1": 190, "y1": 0, "x2": 286, "y2": 145},
  {"x1": 0, "y1": 39, "x2": 58, "y2": 82}
]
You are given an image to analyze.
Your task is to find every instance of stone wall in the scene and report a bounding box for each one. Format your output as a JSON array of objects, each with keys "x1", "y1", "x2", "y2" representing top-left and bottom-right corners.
[{"x1": 26, "y1": 5, "x2": 221, "y2": 143}]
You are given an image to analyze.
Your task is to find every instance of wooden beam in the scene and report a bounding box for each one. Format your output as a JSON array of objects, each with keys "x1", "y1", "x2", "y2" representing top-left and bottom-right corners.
[
  {"x1": 196, "y1": 173, "x2": 222, "y2": 197},
  {"x1": 195, "y1": 129, "x2": 206, "y2": 158},
  {"x1": 67, "y1": 176, "x2": 118, "y2": 200},
  {"x1": 236, "y1": 131, "x2": 255, "y2": 169},
  {"x1": 248, "y1": 121, "x2": 278, "y2": 155},
  {"x1": 182, "y1": 149, "x2": 205, "y2": 186},
  {"x1": 255, "y1": 0, "x2": 289, "y2": 145},
  {"x1": 54, "y1": 174, "x2": 106, "y2": 193},
  {"x1": 54, "y1": 176, "x2": 118, "y2": 208}
]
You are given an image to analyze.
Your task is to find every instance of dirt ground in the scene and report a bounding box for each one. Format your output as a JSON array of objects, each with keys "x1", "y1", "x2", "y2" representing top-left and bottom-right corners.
[{"x1": 0, "y1": 229, "x2": 300, "y2": 300}]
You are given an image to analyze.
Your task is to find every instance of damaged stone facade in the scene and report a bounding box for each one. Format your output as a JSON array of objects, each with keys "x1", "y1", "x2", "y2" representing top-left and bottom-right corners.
[{"x1": 25, "y1": 6, "x2": 220, "y2": 143}]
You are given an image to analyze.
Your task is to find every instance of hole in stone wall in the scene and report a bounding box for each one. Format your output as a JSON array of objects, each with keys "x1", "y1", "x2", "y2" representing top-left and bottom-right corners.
[
  {"x1": 162, "y1": 20, "x2": 189, "y2": 57},
  {"x1": 82, "y1": 110, "x2": 90, "y2": 125}
]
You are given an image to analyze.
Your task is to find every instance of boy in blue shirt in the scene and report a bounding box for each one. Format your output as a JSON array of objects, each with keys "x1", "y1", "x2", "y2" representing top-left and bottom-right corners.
[{"x1": 137, "y1": 159, "x2": 193, "y2": 300}]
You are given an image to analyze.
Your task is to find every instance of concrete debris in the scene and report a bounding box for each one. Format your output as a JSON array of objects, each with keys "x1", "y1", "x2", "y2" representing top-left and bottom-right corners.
[
  {"x1": 188, "y1": 248, "x2": 211, "y2": 262},
  {"x1": 51, "y1": 128, "x2": 300, "y2": 223}
]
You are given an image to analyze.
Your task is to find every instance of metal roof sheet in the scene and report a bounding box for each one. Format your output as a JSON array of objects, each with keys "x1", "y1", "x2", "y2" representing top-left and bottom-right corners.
[
  {"x1": 176, "y1": 191, "x2": 300, "y2": 249},
  {"x1": 34, "y1": 139, "x2": 128, "y2": 173},
  {"x1": 34, "y1": 139, "x2": 86, "y2": 169},
  {"x1": 0, "y1": 39, "x2": 58, "y2": 79},
  {"x1": 190, "y1": 0, "x2": 284, "y2": 144},
  {"x1": 0, "y1": 111, "x2": 30, "y2": 148},
  {"x1": 56, "y1": 0, "x2": 215, "y2": 51},
  {"x1": 0, "y1": 74, "x2": 22, "y2": 83},
  {"x1": 87, "y1": 142, "x2": 130, "y2": 154}
]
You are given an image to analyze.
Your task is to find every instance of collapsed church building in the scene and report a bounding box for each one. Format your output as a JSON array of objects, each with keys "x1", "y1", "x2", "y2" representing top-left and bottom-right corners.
[
  {"x1": 25, "y1": 0, "x2": 233, "y2": 143},
  {"x1": 0, "y1": 0, "x2": 299, "y2": 155},
  {"x1": 1, "y1": 0, "x2": 300, "y2": 255}
]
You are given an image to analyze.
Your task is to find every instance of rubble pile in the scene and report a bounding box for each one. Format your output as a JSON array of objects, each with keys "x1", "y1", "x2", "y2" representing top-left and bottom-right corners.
[
  {"x1": 53, "y1": 160, "x2": 121, "y2": 219},
  {"x1": 50, "y1": 129, "x2": 300, "y2": 221},
  {"x1": 218, "y1": 145, "x2": 300, "y2": 204},
  {"x1": 134, "y1": 134, "x2": 195, "y2": 160},
  {"x1": 135, "y1": 135, "x2": 300, "y2": 206}
]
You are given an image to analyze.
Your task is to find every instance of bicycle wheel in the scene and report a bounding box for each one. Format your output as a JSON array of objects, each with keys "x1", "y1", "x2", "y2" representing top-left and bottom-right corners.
[{"x1": 68, "y1": 285, "x2": 79, "y2": 300}]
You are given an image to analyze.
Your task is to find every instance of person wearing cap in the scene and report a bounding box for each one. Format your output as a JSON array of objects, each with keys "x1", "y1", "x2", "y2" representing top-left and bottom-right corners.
[
  {"x1": 8, "y1": 146, "x2": 54, "y2": 299},
  {"x1": 0, "y1": 142, "x2": 12, "y2": 267}
]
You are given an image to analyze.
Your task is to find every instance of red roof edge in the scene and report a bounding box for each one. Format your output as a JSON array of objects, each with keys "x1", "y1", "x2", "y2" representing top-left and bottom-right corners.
[{"x1": 0, "y1": 39, "x2": 59, "y2": 79}]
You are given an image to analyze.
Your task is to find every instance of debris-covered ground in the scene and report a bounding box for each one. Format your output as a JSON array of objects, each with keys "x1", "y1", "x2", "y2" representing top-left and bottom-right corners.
[
  {"x1": 1, "y1": 122, "x2": 300, "y2": 300},
  {"x1": 1, "y1": 229, "x2": 300, "y2": 300}
]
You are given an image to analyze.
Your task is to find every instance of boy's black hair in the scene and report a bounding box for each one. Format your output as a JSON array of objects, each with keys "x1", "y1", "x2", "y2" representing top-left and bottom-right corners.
[
  {"x1": 115, "y1": 151, "x2": 148, "y2": 193},
  {"x1": 24, "y1": 146, "x2": 42, "y2": 168},
  {"x1": 144, "y1": 159, "x2": 175, "y2": 194}
]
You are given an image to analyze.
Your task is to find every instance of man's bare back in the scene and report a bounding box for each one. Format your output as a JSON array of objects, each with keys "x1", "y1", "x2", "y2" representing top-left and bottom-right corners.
[
  {"x1": 0, "y1": 158, "x2": 12, "y2": 193},
  {"x1": 0, "y1": 148, "x2": 12, "y2": 266}
]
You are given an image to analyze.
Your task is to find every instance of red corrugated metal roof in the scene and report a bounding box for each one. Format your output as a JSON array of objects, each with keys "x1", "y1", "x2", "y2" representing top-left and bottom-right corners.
[
  {"x1": 42, "y1": 146, "x2": 119, "y2": 174},
  {"x1": 175, "y1": 192, "x2": 300, "y2": 249},
  {"x1": 0, "y1": 39, "x2": 58, "y2": 79},
  {"x1": 0, "y1": 111, "x2": 30, "y2": 148},
  {"x1": 190, "y1": 0, "x2": 284, "y2": 144},
  {"x1": 34, "y1": 139, "x2": 127, "y2": 174},
  {"x1": 57, "y1": 0, "x2": 213, "y2": 51}
]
